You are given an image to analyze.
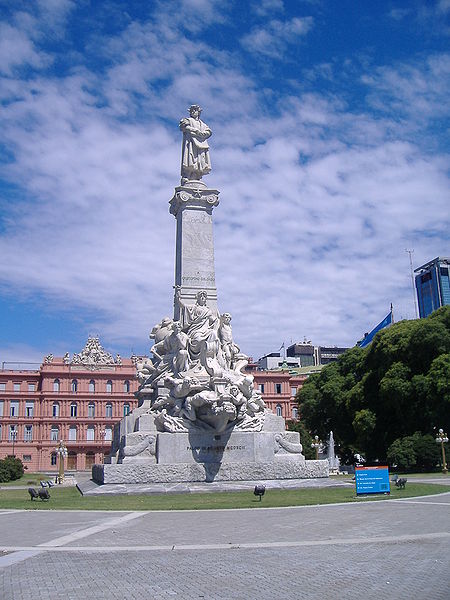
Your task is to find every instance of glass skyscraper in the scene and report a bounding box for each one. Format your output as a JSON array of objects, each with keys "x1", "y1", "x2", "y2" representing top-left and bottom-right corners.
[{"x1": 415, "y1": 257, "x2": 450, "y2": 318}]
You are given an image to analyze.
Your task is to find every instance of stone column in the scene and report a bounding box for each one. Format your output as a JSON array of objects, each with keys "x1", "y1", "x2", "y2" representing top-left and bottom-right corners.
[{"x1": 169, "y1": 180, "x2": 220, "y2": 318}]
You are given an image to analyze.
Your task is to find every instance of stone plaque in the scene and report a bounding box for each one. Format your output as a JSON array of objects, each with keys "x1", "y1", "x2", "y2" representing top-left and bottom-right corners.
[{"x1": 157, "y1": 431, "x2": 275, "y2": 464}]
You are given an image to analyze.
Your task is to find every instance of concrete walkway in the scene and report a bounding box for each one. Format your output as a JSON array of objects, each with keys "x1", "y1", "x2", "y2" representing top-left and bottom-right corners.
[{"x1": 1, "y1": 491, "x2": 449, "y2": 599}]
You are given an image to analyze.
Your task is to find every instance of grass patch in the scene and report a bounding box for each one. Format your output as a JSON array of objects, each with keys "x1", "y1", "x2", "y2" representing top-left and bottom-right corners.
[
  {"x1": 0, "y1": 473, "x2": 49, "y2": 487},
  {"x1": 0, "y1": 482, "x2": 448, "y2": 511}
]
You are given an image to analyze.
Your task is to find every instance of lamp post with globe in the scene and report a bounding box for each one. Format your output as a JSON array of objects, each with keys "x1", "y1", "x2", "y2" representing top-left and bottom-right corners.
[
  {"x1": 435, "y1": 429, "x2": 448, "y2": 475},
  {"x1": 56, "y1": 440, "x2": 68, "y2": 484},
  {"x1": 311, "y1": 435, "x2": 322, "y2": 460},
  {"x1": 11, "y1": 428, "x2": 17, "y2": 457}
]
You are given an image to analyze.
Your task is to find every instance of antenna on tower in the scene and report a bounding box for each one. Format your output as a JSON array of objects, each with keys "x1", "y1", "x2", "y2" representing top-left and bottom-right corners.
[{"x1": 405, "y1": 249, "x2": 419, "y2": 319}]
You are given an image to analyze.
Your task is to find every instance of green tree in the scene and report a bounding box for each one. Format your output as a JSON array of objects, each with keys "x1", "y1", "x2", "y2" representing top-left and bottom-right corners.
[
  {"x1": 387, "y1": 432, "x2": 440, "y2": 472},
  {"x1": 0, "y1": 457, "x2": 24, "y2": 482},
  {"x1": 297, "y1": 306, "x2": 450, "y2": 461},
  {"x1": 387, "y1": 437, "x2": 416, "y2": 470},
  {"x1": 352, "y1": 409, "x2": 376, "y2": 450}
]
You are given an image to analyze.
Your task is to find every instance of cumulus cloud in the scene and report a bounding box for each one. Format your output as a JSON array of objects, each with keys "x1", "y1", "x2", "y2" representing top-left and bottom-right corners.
[
  {"x1": 251, "y1": 0, "x2": 284, "y2": 17},
  {"x1": 0, "y1": 22, "x2": 51, "y2": 74},
  {"x1": 241, "y1": 17, "x2": 314, "y2": 58},
  {"x1": 0, "y1": 2, "x2": 448, "y2": 362},
  {"x1": 362, "y1": 54, "x2": 450, "y2": 124}
]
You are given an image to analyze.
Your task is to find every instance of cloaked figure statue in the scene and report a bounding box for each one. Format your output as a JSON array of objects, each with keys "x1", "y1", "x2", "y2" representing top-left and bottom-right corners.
[{"x1": 179, "y1": 104, "x2": 212, "y2": 183}]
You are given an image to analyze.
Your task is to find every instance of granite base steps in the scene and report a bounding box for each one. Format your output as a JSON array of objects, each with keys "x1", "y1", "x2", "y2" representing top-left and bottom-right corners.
[{"x1": 77, "y1": 476, "x2": 353, "y2": 496}]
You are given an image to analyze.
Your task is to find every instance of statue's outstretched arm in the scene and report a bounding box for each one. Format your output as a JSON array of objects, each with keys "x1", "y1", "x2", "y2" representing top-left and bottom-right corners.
[{"x1": 174, "y1": 285, "x2": 185, "y2": 309}]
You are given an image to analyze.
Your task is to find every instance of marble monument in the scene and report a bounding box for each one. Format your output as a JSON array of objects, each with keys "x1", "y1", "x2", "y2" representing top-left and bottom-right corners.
[
  {"x1": 93, "y1": 105, "x2": 328, "y2": 485},
  {"x1": 326, "y1": 431, "x2": 340, "y2": 474}
]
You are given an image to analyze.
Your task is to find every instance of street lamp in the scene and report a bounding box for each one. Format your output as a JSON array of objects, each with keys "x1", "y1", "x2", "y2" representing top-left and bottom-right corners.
[
  {"x1": 56, "y1": 440, "x2": 68, "y2": 484},
  {"x1": 435, "y1": 429, "x2": 448, "y2": 475},
  {"x1": 311, "y1": 435, "x2": 322, "y2": 460},
  {"x1": 11, "y1": 428, "x2": 17, "y2": 457}
]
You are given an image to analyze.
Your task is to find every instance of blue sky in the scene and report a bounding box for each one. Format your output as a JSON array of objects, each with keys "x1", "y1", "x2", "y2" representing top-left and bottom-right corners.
[{"x1": 0, "y1": 0, "x2": 449, "y2": 364}]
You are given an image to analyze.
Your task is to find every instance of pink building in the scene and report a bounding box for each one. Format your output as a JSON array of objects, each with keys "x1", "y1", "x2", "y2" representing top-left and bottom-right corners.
[
  {"x1": 252, "y1": 370, "x2": 304, "y2": 421},
  {"x1": 0, "y1": 338, "x2": 139, "y2": 472}
]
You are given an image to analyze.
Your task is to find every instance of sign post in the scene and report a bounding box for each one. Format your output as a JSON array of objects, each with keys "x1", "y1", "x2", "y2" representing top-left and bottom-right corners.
[{"x1": 355, "y1": 466, "x2": 390, "y2": 495}]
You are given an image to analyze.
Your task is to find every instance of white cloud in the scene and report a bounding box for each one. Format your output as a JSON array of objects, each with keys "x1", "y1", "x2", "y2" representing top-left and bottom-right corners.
[
  {"x1": 388, "y1": 8, "x2": 411, "y2": 21},
  {"x1": 152, "y1": 0, "x2": 229, "y2": 33},
  {"x1": 0, "y1": 4, "x2": 448, "y2": 361},
  {"x1": 241, "y1": 17, "x2": 314, "y2": 58},
  {"x1": 0, "y1": 22, "x2": 51, "y2": 74},
  {"x1": 362, "y1": 54, "x2": 450, "y2": 123},
  {"x1": 438, "y1": 0, "x2": 450, "y2": 12},
  {"x1": 252, "y1": 0, "x2": 284, "y2": 17}
]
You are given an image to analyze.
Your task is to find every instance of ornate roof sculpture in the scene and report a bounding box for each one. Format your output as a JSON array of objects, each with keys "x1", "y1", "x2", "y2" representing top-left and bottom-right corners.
[{"x1": 71, "y1": 336, "x2": 119, "y2": 369}]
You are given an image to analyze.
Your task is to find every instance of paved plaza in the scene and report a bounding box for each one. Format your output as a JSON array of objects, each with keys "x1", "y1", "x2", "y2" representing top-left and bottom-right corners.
[{"x1": 1, "y1": 492, "x2": 449, "y2": 599}]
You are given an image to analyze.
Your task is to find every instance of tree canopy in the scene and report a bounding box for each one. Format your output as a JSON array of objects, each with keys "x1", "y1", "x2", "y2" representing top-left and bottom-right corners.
[{"x1": 297, "y1": 306, "x2": 450, "y2": 462}]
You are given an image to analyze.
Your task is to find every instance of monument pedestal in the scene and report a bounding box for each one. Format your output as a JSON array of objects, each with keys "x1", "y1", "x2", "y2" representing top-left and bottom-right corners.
[
  {"x1": 94, "y1": 413, "x2": 328, "y2": 484},
  {"x1": 94, "y1": 458, "x2": 328, "y2": 485}
]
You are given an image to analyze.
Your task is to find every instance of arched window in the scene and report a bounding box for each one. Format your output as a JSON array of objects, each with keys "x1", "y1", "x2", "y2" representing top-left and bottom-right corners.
[
  {"x1": 105, "y1": 403, "x2": 113, "y2": 418},
  {"x1": 53, "y1": 379, "x2": 60, "y2": 392},
  {"x1": 86, "y1": 426, "x2": 95, "y2": 441},
  {"x1": 52, "y1": 402, "x2": 60, "y2": 418},
  {"x1": 71, "y1": 379, "x2": 78, "y2": 393},
  {"x1": 104, "y1": 426, "x2": 113, "y2": 441},
  {"x1": 89, "y1": 380, "x2": 95, "y2": 393},
  {"x1": 123, "y1": 403, "x2": 130, "y2": 416},
  {"x1": 51, "y1": 452, "x2": 57, "y2": 466},
  {"x1": 276, "y1": 404, "x2": 282, "y2": 417},
  {"x1": 50, "y1": 425, "x2": 59, "y2": 441},
  {"x1": 106, "y1": 380, "x2": 113, "y2": 393},
  {"x1": 88, "y1": 402, "x2": 95, "y2": 418},
  {"x1": 292, "y1": 407, "x2": 298, "y2": 420},
  {"x1": 70, "y1": 402, "x2": 77, "y2": 418},
  {"x1": 68, "y1": 426, "x2": 77, "y2": 441},
  {"x1": 124, "y1": 380, "x2": 130, "y2": 393}
]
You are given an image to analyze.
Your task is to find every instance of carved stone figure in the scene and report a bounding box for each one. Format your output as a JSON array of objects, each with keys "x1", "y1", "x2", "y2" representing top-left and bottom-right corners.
[
  {"x1": 150, "y1": 317, "x2": 173, "y2": 344},
  {"x1": 179, "y1": 105, "x2": 212, "y2": 183},
  {"x1": 175, "y1": 288, "x2": 220, "y2": 373},
  {"x1": 219, "y1": 312, "x2": 240, "y2": 368},
  {"x1": 136, "y1": 357, "x2": 157, "y2": 385},
  {"x1": 71, "y1": 337, "x2": 115, "y2": 368},
  {"x1": 157, "y1": 321, "x2": 190, "y2": 376}
]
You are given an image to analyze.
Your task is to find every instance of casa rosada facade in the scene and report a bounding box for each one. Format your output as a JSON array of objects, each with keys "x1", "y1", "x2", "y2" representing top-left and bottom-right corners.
[{"x1": 0, "y1": 339, "x2": 304, "y2": 472}]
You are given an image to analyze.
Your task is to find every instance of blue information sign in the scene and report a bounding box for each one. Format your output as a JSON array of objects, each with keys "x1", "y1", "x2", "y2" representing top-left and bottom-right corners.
[{"x1": 355, "y1": 466, "x2": 390, "y2": 495}]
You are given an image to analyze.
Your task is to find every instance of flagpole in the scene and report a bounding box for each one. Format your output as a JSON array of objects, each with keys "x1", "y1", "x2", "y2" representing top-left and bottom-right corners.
[{"x1": 390, "y1": 303, "x2": 394, "y2": 324}]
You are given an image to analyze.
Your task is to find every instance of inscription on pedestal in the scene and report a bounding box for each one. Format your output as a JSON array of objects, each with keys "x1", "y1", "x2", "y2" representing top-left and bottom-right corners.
[{"x1": 157, "y1": 432, "x2": 274, "y2": 464}]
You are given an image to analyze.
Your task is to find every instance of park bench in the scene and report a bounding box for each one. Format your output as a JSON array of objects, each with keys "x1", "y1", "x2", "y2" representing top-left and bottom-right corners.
[{"x1": 40, "y1": 480, "x2": 55, "y2": 488}]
